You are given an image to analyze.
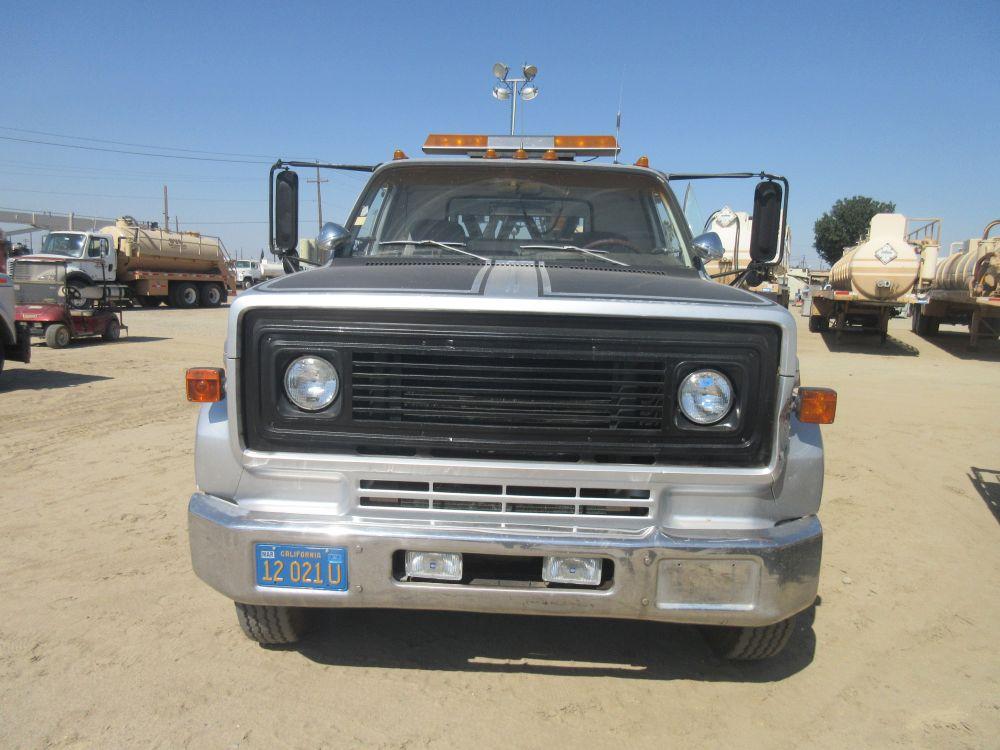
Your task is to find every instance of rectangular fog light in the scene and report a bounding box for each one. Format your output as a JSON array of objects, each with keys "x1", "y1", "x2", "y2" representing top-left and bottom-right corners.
[
  {"x1": 404, "y1": 551, "x2": 463, "y2": 581},
  {"x1": 542, "y1": 556, "x2": 602, "y2": 586},
  {"x1": 656, "y1": 558, "x2": 760, "y2": 610}
]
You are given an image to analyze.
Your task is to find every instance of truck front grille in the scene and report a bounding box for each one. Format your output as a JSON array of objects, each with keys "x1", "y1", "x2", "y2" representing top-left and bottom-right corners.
[
  {"x1": 352, "y1": 351, "x2": 666, "y2": 431},
  {"x1": 240, "y1": 310, "x2": 781, "y2": 467}
]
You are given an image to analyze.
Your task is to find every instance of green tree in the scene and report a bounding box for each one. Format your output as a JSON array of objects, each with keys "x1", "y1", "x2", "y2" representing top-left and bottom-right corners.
[{"x1": 813, "y1": 196, "x2": 896, "y2": 266}]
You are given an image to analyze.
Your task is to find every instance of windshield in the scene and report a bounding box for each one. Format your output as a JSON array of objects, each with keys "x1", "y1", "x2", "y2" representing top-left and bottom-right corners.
[
  {"x1": 42, "y1": 233, "x2": 87, "y2": 258},
  {"x1": 343, "y1": 165, "x2": 692, "y2": 268},
  {"x1": 236, "y1": 260, "x2": 251, "y2": 268}
]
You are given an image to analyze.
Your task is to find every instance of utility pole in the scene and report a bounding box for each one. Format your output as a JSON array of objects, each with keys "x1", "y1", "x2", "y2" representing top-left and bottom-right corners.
[
  {"x1": 307, "y1": 166, "x2": 328, "y2": 231},
  {"x1": 175, "y1": 217, "x2": 180, "y2": 232},
  {"x1": 162, "y1": 185, "x2": 169, "y2": 229}
]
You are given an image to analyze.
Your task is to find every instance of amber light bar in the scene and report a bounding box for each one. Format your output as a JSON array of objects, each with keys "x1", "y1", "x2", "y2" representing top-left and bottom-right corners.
[
  {"x1": 186, "y1": 367, "x2": 225, "y2": 403},
  {"x1": 422, "y1": 134, "x2": 619, "y2": 157}
]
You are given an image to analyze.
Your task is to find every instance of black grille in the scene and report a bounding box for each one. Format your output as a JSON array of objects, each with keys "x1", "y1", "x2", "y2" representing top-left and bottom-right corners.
[
  {"x1": 241, "y1": 310, "x2": 781, "y2": 466},
  {"x1": 352, "y1": 351, "x2": 665, "y2": 430}
]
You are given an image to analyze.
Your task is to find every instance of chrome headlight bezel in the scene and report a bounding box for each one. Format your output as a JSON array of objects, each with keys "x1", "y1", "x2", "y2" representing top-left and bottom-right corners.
[
  {"x1": 283, "y1": 355, "x2": 340, "y2": 412},
  {"x1": 677, "y1": 368, "x2": 734, "y2": 425}
]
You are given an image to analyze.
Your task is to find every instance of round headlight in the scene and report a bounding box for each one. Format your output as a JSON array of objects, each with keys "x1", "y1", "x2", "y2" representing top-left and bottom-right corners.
[
  {"x1": 284, "y1": 356, "x2": 339, "y2": 411},
  {"x1": 678, "y1": 369, "x2": 733, "y2": 425}
]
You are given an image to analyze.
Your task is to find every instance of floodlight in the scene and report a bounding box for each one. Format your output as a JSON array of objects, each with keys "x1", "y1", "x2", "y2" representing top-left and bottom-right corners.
[
  {"x1": 522, "y1": 64, "x2": 537, "y2": 80},
  {"x1": 492, "y1": 84, "x2": 511, "y2": 100},
  {"x1": 520, "y1": 83, "x2": 539, "y2": 100},
  {"x1": 492, "y1": 62, "x2": 509, "y2": 80}
]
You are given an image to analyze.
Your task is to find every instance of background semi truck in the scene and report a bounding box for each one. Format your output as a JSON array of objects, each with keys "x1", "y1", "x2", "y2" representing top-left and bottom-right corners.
[{"x1": 11, "y1": 216, "x2": 237, "y2": 309}]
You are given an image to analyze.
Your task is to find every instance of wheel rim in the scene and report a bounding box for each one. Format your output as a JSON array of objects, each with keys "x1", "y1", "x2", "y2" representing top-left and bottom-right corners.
[
  {"x1": 182, "y1": 287, "x2": 197, "y2": 305},
  {"x1": 208, "y1": 286, "x2": 221, "y2": 304},
  {"x1": 57, "y1": 328, "x2": 69, "y2": 346}
]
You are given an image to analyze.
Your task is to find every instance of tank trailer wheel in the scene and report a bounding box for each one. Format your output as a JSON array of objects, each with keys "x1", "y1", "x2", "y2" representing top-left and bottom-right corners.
[
  {"x1": 912, "y1": 307, "x2": 940, "y2": 337},
  {"x1": 102, "y1": 318, "x2": 121, "y2": 342},
  {"x1": 808, "y1": 315, "x2": 829, "y2": 333},
  {"x1": 234, "y1": 603, "x2": 311, "y2": 645},
  {"x1": 171, "y1": 282, "x2": 200, "y2": 309},
  {"x1": 45, "y1": 323, "x2": 71, "y2": 349},
  {"x1": 701, "y1": 615, "x2": 797, "y2": 660},
  {"x1": 199, "y1": 282, "x2": 224, "y2": 308}
]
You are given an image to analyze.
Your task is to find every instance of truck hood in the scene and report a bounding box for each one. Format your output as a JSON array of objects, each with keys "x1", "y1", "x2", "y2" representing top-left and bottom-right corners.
[{"x1": 260, "y1": 258, "x2": 770, "y2": 307}]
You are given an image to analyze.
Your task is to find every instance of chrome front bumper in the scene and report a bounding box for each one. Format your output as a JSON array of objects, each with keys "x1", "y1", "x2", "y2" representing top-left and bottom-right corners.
[{"x1": 189, "y1": 492, "x2": 821, "y2": 627}]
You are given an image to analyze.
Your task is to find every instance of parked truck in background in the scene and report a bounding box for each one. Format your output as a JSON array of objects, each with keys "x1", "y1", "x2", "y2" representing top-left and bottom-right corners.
[
  {"x1": 808, "y1": 213, "x2": 933, "y2": 342},
  {"x1": 10, "y1": 216, "x2": 237, "y2": 309},
  {"x1": 910, "y1": 219, "x2": 1000, "y2": 347},
  {"x1": 703, "y1": 206, "x2": 791, "y2": 307},
  {"x1": 185, "y1": 133, "x2": 837, "y2": 661},
  {"x1": 233, "y1": 259, "x2": 264, "y2": 288}
]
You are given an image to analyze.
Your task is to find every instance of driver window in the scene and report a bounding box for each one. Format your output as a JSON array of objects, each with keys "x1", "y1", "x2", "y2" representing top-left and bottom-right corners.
[
  {"x1": 88, "y1": 238, "x2": 103, "y2": 257},
  {"x1": 100, "y1": 238, "x2": 110, "y2": 255}
]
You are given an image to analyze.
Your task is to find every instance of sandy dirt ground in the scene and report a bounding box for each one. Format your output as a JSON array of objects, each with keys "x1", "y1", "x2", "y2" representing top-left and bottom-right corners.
[{"x1": 1, "y1": 304, "x2": 998, "y2": 749}]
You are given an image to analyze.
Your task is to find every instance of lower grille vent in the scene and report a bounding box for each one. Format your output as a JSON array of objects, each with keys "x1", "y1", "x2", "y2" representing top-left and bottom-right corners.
[{"x1": 357, "y1": 480, "x2": 653, "y2": 519}]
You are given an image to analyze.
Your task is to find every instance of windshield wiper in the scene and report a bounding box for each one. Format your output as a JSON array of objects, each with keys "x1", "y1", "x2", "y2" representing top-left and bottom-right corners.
[
  {"x1": 378, "y1": 240, "x2": 489, "y2": 262},
  {"x1": 518, "y1": 244, "x2": 630, "y2": 267}
]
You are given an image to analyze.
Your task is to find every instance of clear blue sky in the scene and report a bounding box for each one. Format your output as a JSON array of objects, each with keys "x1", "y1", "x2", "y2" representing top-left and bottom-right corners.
[{"x1": 2, "y1": 0, "x2": 997, "y2": 264}]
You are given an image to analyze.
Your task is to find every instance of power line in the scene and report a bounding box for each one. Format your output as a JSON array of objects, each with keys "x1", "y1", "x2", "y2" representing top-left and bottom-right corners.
[
  {"x1": 0, "y1": 125, "x2": 275, "y2": 159},
  {"x1": 0, "y1": 134, "x2": 272, "y2": 164},
  {"x1": 0, "y1": 187, "x2": 268, "y2": 202}
]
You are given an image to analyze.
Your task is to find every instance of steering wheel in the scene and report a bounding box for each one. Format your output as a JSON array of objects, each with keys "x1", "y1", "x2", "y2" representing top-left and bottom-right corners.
[{"x1": 583, "y1": 237, "x2": 639, "y2": 253}]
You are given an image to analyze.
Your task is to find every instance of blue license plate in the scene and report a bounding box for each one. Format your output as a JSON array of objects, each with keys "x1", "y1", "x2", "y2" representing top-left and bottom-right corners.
[{"x1": 255, "y1": 544, "x2": 348, "y2": 591}]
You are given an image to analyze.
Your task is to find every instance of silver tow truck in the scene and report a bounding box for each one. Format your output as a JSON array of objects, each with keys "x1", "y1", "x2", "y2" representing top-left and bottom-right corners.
[{"x1": 186, "y1": 134, "x2": 836, "y2": 660}]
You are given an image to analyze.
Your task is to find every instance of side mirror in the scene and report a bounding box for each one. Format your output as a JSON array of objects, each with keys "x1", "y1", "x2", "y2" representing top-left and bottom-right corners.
[
  {"x1": 317, "y1": 222, "x2": 350, "y2": 254},
  {"x1": 274, "y1": 170, "x2": 299, "y2": 252},
  {"x1": 748, "y1": 180, "x2": 783, "y2": 263},
  {"x1": 691, "y1": 232, "x2": 725, "y2": 262}
]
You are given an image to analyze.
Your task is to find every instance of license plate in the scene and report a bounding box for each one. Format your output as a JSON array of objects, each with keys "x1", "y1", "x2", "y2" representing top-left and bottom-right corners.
[{"x1": 254, "y1": 544, "x2": 348, "y2": 591}]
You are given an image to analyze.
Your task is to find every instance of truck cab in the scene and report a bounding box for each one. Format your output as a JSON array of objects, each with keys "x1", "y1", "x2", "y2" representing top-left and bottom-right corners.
[
  {"x1": 25, "y1": 231, "x2": 119, "y2": 307},
  {"x1": 233, "y1": 259, "x2": 263, "y2": 288},
  {"x1": 186, "y1": 134, "x2": 836, "y2": 660}
]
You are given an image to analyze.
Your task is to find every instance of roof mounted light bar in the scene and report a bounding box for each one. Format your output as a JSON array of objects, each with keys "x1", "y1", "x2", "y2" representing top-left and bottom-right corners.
[{"x1": 422, "y1": 134, "x2": 619, "y2": 158}]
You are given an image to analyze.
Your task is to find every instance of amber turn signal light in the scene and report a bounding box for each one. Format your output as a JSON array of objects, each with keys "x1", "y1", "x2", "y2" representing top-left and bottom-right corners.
[
  {"x1": 186, "y1": 368, "x2": 225, "y2": 403},
  {"x1": 797, "y1": 387, "x2": 837, "y2": 424}
]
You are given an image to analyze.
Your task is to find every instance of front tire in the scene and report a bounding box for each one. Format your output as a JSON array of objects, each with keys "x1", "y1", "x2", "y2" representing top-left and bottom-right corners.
[
  {"x1": 701, "y1": 615, "x2": 797, "y2": 660},
  {"x1": 234, "y1": 603, "x2": 311, "y2": 645},
  {"x1": 46, "y1": 323, "x2": 71, "y2": 349}
]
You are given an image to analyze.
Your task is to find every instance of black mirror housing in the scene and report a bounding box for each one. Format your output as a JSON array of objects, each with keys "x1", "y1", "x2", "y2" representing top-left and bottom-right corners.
[
  {"x1": 274, "y1": 170, "x2": 299, "y2": 252},
  {"x1": 748, "y1": 181, "x2": 783, "y2": 264}
]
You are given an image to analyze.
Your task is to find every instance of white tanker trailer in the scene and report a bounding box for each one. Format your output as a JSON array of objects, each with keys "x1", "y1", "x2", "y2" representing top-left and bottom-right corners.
[
  {"x1": 910, "y1": 219, "x2": 1000, "y2": 348},
  {"x1": 809, "y1": 213, "x2": 932, "y2": 342},
  {"x1": 703, "y1": 206, "x2": 791, "y2": 306}
]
